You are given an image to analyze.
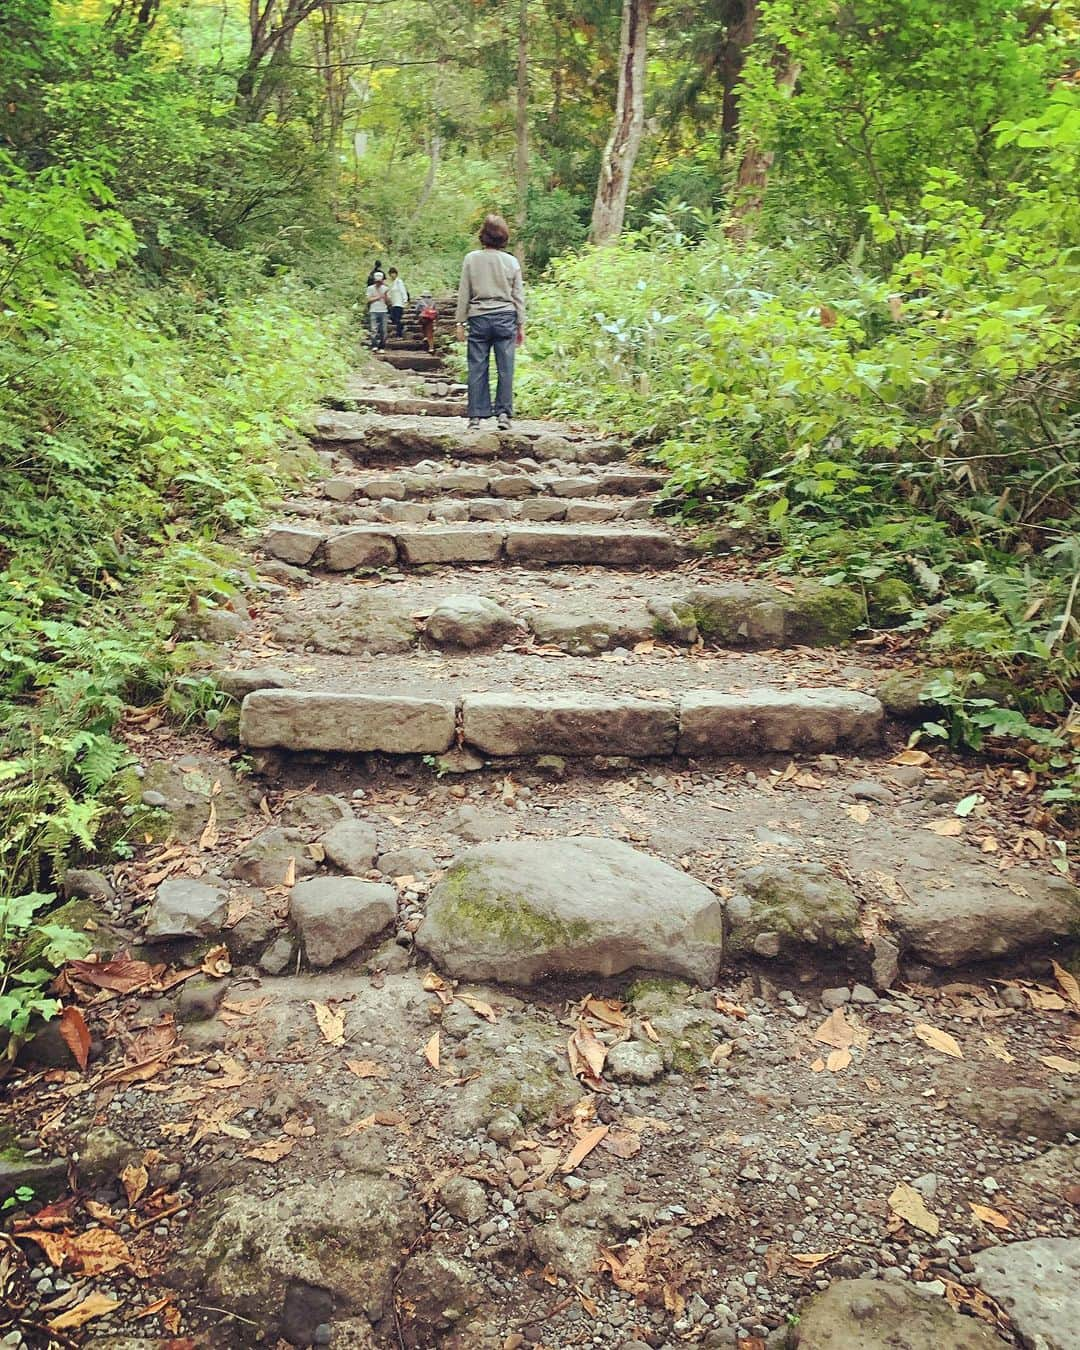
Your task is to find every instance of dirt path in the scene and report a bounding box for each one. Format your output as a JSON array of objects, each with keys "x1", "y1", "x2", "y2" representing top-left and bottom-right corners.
[{"x1": 2, "y1": 328, "x2": 1078, "y2": 1350}]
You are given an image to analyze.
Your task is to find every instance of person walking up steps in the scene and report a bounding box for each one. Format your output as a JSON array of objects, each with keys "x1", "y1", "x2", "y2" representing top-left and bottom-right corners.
[
  {"x1": 387, "y1": 267, "x2": 408, "y2": 339},
  {"x1": 366, "y1": 270, "x2": 389, "y2": 350},
  {"x1": 455, "y1": 213, "x2": 525, "y2": 431},
  {"x1": 415, "y1": 290, "x2": 438, "y2": 354}
]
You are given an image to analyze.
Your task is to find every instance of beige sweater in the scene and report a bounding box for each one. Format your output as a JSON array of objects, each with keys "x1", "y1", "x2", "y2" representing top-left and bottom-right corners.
[{"x1": 456, "y1": 248, "x2": 525, "y2": 325}]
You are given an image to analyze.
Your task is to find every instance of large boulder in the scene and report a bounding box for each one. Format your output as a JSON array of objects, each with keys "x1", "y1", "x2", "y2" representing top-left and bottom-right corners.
[
  {"x1": 424, "y1": 595, "x2": 521, "y2": 649},
  {"x1": 862, "y1": 837, "x2": 1080, "y2": 966},
  {"x1": 791, "y1": 1277, "x2": 1001, "y2": 1349},
  {"x1": 289, "y1": 877, "x2": 397, "y2": 967},
  {"x1": 726, "y1": 862, "x2": 862, "y2": 958},
  {"x1": 144, "y1": 879, "x2": 227, "y2": 942},
  {"x1": 416, "y1": 837, "x2": 724, "y2": 986},
  {"x1": 179, "y1": 1179, "x2": 423, "y2": 1341},
  {"x1": 971, "y1": 1238, "x2": 1080, "y2": 1350},
  {"x1": 676, "y1": 579, "x2": 865, "y2": 648}
]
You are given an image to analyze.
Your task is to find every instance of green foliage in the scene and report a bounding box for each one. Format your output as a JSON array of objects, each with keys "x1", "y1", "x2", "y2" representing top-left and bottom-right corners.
[{"x1": 0, "y1": 891, "x2": 91, "y2": 1053}]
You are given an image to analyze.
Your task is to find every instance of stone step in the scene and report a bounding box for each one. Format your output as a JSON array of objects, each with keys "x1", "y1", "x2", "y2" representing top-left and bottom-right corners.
[
  {"x1": 262, "y1": 522, "x2": 685, "y2": 570},
  {"x1": 237, "y1": 685, "x2": 884, "y2": 758},
  {"x1": 254, "y1": 573, "x2": 864, "y2": 656},
  {"x1": 376, "y1": 351, "x2": 445, "y2": 372},
  {"x1": 351, "y1": 395, "x2": 467, "y2": 418},
  {"x1": 321, "y1": 467, "x2": 664, "y2": 503},
  {"x1": 291, "y1": 494, "x2": 657, "y2": 527},
  {"x1": 312, "y1": 412, "x2": 628, "y2": 466}
]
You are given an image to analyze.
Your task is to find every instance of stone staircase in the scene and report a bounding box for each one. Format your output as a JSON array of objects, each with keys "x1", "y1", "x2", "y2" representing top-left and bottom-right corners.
[{"x1": 228, "y1": 348, "x2": 886, "y2": 762}]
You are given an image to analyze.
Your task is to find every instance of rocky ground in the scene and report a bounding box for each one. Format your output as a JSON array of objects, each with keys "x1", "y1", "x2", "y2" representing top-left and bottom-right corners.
[{"x1": 1, "y1": 341, "x2": 1078, "y2": 1350}]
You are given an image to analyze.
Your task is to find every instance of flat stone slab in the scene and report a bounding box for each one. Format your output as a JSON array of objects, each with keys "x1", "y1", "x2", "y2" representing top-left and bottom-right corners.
[
  {"x1": 883, "y1": 846, "x2": 1080, "y2": 966},
  {"x1": 324, "y1": 527, "x2": 397, "y2": 571},
  {"x1": 264, "y1": 525, "x2": 324, "y2": 565},
  {"x1": 972, "y1": 1238, "x2": 1080, "y2": 1350},
  {"x1": 462, "y1": 693, "x2": 679, "y2": 756},
  {"x1": 504, "y1": 526, "x2": 683, "y2": 567},
  {"x1": 673, "y1": 580, "x2": 865, "y2": 647},
  {"x1": 239, "y1": 690, "x2": 455, "y2": 753},
  {"x1": 791, "y1": 1277, "x2": 1000, "y2": 1349},
  {"x1": 677, "y1": 689, "x2": 883, "y2": 755},
  {"x1": 396, "y1": 526, "x2": 505, "y2": 565},
  {"x1": 417, "y1": 837, "x2": 724, "y2": 986}
]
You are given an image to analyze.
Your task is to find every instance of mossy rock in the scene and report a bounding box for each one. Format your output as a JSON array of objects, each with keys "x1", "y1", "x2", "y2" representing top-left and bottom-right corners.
[
  {"x1": 20, "y1": 897, "x2": 115, "y2": 968},
  {"x1": 625, "y1": 977, "x2": 692, "y2": 1017},
  {"x1": 783, "y1": 581, "x2": 866, "y2": 645},
  {"x1": 868, "y1": 577, "x2": 916, "y2": 626},
  {"x1": 689, "y1": 522, "x2": 763, "y2": 556},
  {"x1": 875, "y1": 668, "x2": 949, "y2": 719},
  {"x1": 726, "y1": 863, "x2": 862, "y2": 958},
  {"x1": 680, "y1": 580, "x2": 865, "y2": 649}
]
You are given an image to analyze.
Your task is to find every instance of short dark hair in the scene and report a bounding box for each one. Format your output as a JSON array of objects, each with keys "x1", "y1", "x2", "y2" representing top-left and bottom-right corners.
[
  {"x1": 389, "y1": 267, "x2": 398, "y2": 275},
  {"x1": 479, "y1": 213, "x2": 510, "y2": 248}
]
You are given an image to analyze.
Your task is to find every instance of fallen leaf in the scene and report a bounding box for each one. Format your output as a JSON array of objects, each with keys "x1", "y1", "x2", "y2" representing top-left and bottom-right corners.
[
  {"x1": 826, "y1": 1048, "x2": 851, "y2": 1072},
  {"x1": 567, "y1": 1023, "x2": 608, "y2": 1090},
  {"x1": 198, "y1": 801, "x2": 219, "y2": 851},
  {"x1": 246, "y1": 1138, "x2": 296, "y2": 1162},
  {"x1": 914, "y1": 1023, "x2": 964, "y2": 1058},
  {"x1": 925, "y1": 818, "x2": 964, "y2": 836},
  {"x1": 1038, "y1": 1054, "x2": 1079, "y2": 1075},
  {"x1": 200, "y1": 944, "x2": 231, "y2": 978},
  {"x1": 560, "y1": 1124, "x2": 609, "y2": 1174},
  {"x1": 345, "y1": 1059, "x2": 387, "y2": 1080},
  {"x1": 983, "y1": 1035, "x2": 1014, "y2": 1063},
  {"x1": 710, "y1": 1042, "x2": 733, "y2": 1065},
  {"x1": 1026, "y1": 987, "x2": 1067, "y2": 1011},
  {"x1": 809, "y1": 1057, "x2": 826, "y2": 1072},
  {"x1": 954, "y1": 792, "x2": 984, "y2": 817},
  {"x1": 713, "y1": 996, "x2": 747, "y2": 1019},
  {"x1": 58, "y1": 1006, "x2": 91, "y2": 1071},
  {"x1": 1051, "y1": 960, "x2": 1080, "y2": 1013},
  {"x1": 601, "y1": 1129, "x2": 643, "y2": 1159},
  {"x1": 63, "y1": 955, "x2": 158, "y2": 994},
  {"x1": 892, "y1": 748, "x2": 931, "y2": 766},
  {"x1": 640, "y1": 1019, "x2": 660, "y2": 1043},
  {"x1": 282, "y1": 856, "x2": 296, "y2": 887},
  {"x1": 120, "y1": 1162, "x2": 148, "y2": 1207},
  {"x1": 310, "y1": 1001, "x2": 345, "y2": 1047},
  {"x1": 844, "y1": 803, "x2": 871, "y2": 824},
  {"x1": 459, "y1": 994, "x2": 498, "y2": 1023},
  {"x1": 24, "y1": 1227, "x2": 141, "y2": 1278},
  {"x1": 787, "y1": 1250, "x2": 837, "y2": 1271},
  {"x1": 132, "y1": 1296, "x2": 173, "y2": 1320},
  {"x1": 813, "y1": 1008, "x2": 855, "y2": 1050},
  {"x1": 581, "y1": 995, "x2": 629, "y2": 1028},
  {"x1": 47, "y1": 1292, "x2": 121, "y2": 1332},
  {"x1": 969, "y1": 1202, "x2": 1011, "y2": 1229},
  {"x1": 888, "y1": 1181, "x2": 940, "y2": 1236},
  {"x1": 424, "y1": 1030, "x2": 440, "y2": 1070}
]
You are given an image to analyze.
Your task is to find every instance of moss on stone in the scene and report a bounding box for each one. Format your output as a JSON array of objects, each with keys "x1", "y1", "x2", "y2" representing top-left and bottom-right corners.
[
  {"x1": 875, "y1": 668, "x2": 947, "y2": 719},
  {"x1": 785, "y1": 582, "x2": 866, "y2": 645},
  {"x1": 868, "y1": 577, "x2": 915, "y2": 625},
  {"x1": 728, "y1": 865, "x2": 861, "y2": 957},
  {"x1": 436, "y1": 864, "x2": 595, "y2": 952},
  {"x1": 626, "y1": 976, "x2": 692, "y2": 1014}
]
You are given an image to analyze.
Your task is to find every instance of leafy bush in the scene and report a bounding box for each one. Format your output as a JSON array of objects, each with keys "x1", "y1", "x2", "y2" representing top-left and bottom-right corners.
[{"x1": 0, "y1": 893, "x2": 90, "y2": 1054}]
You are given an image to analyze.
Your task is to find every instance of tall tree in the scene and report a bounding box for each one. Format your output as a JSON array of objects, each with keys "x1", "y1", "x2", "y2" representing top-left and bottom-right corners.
[
  {"x1": 589, "y1": 0, "x2": 651, "y2": 244},
  {"x1": 515, "y1": 0, "x2": 529, "y2": 262}
]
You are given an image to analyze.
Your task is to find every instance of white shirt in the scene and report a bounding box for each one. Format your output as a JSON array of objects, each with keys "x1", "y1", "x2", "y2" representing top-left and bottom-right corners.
[
  {"x1": 387, "y1": 278, "x2": 408, "y2": 306},
  {"x1": 366, "y1": 283, "x2": 388, "y2": 313}
]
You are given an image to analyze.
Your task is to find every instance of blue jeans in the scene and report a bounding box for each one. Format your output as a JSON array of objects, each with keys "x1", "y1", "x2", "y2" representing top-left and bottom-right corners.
[
  {"x1": 467, "y1": 309, "x2": 517, "y2": 418},
  {"x1": 369, "y1": 311, "x2": 387, "y2": 348}
]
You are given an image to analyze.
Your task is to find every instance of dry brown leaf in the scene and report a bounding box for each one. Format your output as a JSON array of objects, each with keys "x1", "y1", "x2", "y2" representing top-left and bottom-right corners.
[
  {"x1": 925, "y1": 818, "x2": 964, "y2": 836},
  {"x1": 63, "y1": 955, "x2": 158, "y2": 994},
  {"x1": 891, "y1": 747, "x2": 932, "y2": 767},
  {"x1": 969, "y1": 1202, "x2": 1011, "y2": 1229},
  {"x1": 246, "y1": 1137, "x2": 296, "y2": 1163},
  {"x1": 1039, "y1": 1054, "x2": 1079, "y2": 1075},
  {"x1": 1051, "y1": 960, "x2": 1080, "y2": 1012},
  {"x1": 198, "y1": 800, "x2": 219, "y2": 851},
  {"x1": 310, "y1": 1001, "x2": 345, "y2": 1047},
  {"x1": 1026, "y1": 987, "x2": 1067, "y2": 1011},
  {"x1": 58, "y1": 1006, "x2": 91, "y2": 1071},
  {"x1": 120, "y1": 1162, "x2": 148, "y2": 1207},
  {"x1": 826, "y1": 1048, "x2": 852, "y2": 1072},
  {"x1": 581, "y1": 995, "x2": 629, "y2": 1028},
  {"x1": 640, "y1": 1019, "x2": 660, "y2": 1043},
  {"x1": 914, "y1": 1023, "x2": 964, "y2": 1059},
  {"x1": 200, "y1": 944, "x2": 231, "y2": 978},
  {"x1": 24, "y1": 1227, "x2": 141, "y2": 1278},
  {"x1": 47, "y1": 1292, "x2": 121, "y2": 1332},
  {"x1": 567, "y1": 1023, "x2": 609, "y2": 1090},
  {"x1": 282, "y1": 856, "x2": 296, "y2": 888},
  {"x1": 459, "y1": 993, "x2": 498, "y2": 1023},
  {"x1": 809, "y1": 1057, "x2": 826, "y2": 1072},
  {"x1": 813, "y1": 1008, "x2": 855, "y2": 1050},
  {"x1": 714, "y1": 996, "x2": 747, "y2": 1019},
  {"x1": 788, "y1": 1250, "x2": 838, "y2": 1271},
  {"x1": 424, "y1": 1030, "x2": 441, "y2": 1070},
  {"x1": 888, "y1": 1182, "x2": 940, "y2": 1235},
  {"x1": 345, "y1": 1059, "x2": 387, "y2": 1080},
  {"x1": 601, "y1": 1129, "x2": 642, "y2": 1159},
  {"x1": 983, "y1": 1035, "x2": 1014, "y2": 1063},
  {"x1": 560, "y1": 1124, "x2": 609, "y2": 1174}
]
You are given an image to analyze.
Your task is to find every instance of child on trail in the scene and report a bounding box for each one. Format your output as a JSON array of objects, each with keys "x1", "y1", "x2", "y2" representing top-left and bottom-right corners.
[
  {"x1": 387, "y1": 268, "x2": 409, "y2": 339},
  {"x1": 415, "y1": 290, "x2": 438, "y2": 354},
  {"x1": 366, "y1": 270, "x2": 390, "y2": 349}
]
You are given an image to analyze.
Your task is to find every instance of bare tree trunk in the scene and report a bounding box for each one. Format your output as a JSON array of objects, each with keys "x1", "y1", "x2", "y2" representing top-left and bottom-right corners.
[
  {"x1": 728, "y1": 57, "x2": 799, "y2": 237},
  {"x1": 589, "y1": 0, "x2": 652, "y2": 246},
  {"x1": 514, "y1": 0, "x2": 529, "y2": 264},
  {"x1": 719, "y1": 0, "x2": 758, "y2": 148}
]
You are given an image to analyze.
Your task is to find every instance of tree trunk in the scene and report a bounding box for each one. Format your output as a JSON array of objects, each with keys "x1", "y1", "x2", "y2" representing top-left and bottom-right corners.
[
  {"x1": 728, "y1": 57, "x2": 799, "y2": 236},
  {"x1": 514, "y1": 0, "x2": 529, "y2": 264},
  {"x1": 719, "y1": 0, "x2": 758, "y2": 148},
  {"x1": 589, "y1": 0, "x2": 651, "y2": 246}
]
